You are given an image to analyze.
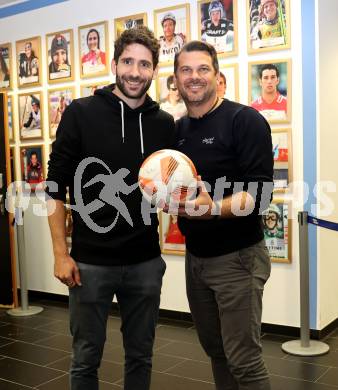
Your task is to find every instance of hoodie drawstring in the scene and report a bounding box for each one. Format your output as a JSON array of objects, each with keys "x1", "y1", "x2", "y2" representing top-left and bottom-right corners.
[{"x1": 119, "y1": 100, "x2": 145, "y2": 158}]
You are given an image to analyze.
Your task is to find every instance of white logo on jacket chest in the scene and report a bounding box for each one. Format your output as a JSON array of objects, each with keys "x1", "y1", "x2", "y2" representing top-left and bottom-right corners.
[{"x1": 202, "y1": 137, "x2": 215, "y2": 145}]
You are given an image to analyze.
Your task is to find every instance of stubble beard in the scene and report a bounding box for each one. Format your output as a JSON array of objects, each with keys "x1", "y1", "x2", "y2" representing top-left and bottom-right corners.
[{"x1": 116, "y1": 73, "x2": 152, "y2": 100}]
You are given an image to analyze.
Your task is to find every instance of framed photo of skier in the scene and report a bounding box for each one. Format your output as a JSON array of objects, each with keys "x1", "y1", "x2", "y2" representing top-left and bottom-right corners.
[
  {"x1": 16, "y1": 36, "x2": 41, "y2": 88},
  {"x1": 46, "y1": 29, "x2": 74, "y2": 84},
  {"x1": 18, "y1": 92, "x2": 43, "y2": 140},
  {"x1": 80, "y1": 81, "x2": 108, "y2": 97},
  {"x1": 198, "y1": 0, "x2": 238, "y2": 58},
  {"x1": 154, "y1": 4, "x2": 191, "y2": 66},
  {"x1": 156, "y1": 71, "x2": 187, "y2": 121},
  {"x1": 78, "y1": 21, "x2": 109, "y2": 78},
  {"x1": 218, "y1": 63, "x2": 239, "y2": 102},
  {"x1": 114, "y1": 13, "x2": 148, "y2": 39},
  {"x1": 0, "y1": 42, "x2": 12, "y2": 91},
  {"x1": 263, "y1": 199, "x2": 291, "y2": 263},
  {"x1": 159, "y1": 211, "x2": 186, "y2": 256},
  {"x1": 272, "y1": 128, "x2": 292, "y2": 192},
  {"x1": 48, "y1": 87, "x2": 75, "y2": 138},
  {"x1": 248, "y1": 59, "x2": 291, "y2": 124},
  {"x1": 20, "y1": 145, "x2": 45, "y2": 192},
  {"x1": 247, "y1": 0, "x2": 290, "y2": 54}
]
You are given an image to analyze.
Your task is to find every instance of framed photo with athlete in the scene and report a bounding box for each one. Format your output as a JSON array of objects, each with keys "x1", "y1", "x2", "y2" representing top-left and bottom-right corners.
[
  {"x1": 20, "y1": 144, "x2": 45, "y2": 192},
  {"x1": 159, "y1": 211, "x2": 186, "y2": 256},
  {"x1": 46, "y1": 29, "x2": 74, "y2": 84},
  {"x1": 80, "y1": 81, "x2": 108, "y2": 97},
  {"x1": 154, "y1": 4, "x2": 191, "y2": 66},
  {"x1": 9, "y1": 146, "x2": 16, "y2": 183},
  {"x1": 0, "y1": 42, "x2": 12, "y2": 91},
  {"x1": 18, "y1": 92, "x2": 43, "y2": 140},
  {"x1": 16, "y1": 36, "x2": 41, "y2": 88},
  {"x1": 7, "y1": 95, "x2": 14, "y2": 143},
  {"x1": 114, "y1": 13, "x2": 148, "y2": 39},
  {"x1": 248, "y1": 59, "x2": 291, "y2": 124},
  {"x1": 48, "y1": 87, "x2": 74, "y2": 138},
  {"x1": 218, "y1": 63, "x2": 239, "y2": 102},
  {"x1": 156, "y1": 71, "x2": 187, "y2": 121},
  {"x1": 247, "y1": 0, "x2": 290, "y2": 54},
  {"x1": 78, "y1": 21, "x2": 109, "y2": 78},
  {"x1": 198, "y1": 0, "x2": 238, "y2": 58},
  {"x1": 272, "y1": 128, "x2": 292, "y2": 192},
  {"x1": 263, "y1": 199, "x2": 291, "y2": 263}
]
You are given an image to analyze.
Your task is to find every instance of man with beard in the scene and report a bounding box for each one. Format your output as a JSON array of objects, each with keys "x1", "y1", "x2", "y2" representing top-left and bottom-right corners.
[
  {"x1": 170, "y1": 41, "x2": 273, "y2": 389},
  {"x1": 46, "y1": 26, "x2": 174, "y2": 390}
]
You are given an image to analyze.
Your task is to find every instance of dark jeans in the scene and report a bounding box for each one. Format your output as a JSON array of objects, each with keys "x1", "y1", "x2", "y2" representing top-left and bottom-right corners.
[
  {"x1": 186, "y1": 241, "x2": 271, "y2": 390},
  {"x1": 69, "y1": 257, "x2": 166, "y2": 390}
]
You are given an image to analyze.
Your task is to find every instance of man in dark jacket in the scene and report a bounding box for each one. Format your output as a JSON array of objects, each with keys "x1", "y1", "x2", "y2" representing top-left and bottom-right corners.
[{"x1": 46, "y1": 26, "x2": 174, "y2": 390}]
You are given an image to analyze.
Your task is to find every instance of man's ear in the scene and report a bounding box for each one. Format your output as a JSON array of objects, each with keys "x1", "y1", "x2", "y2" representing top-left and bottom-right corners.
[
  {"x1": 152, "y1": 65, "x2": 159, "y2": 80},
  {"x1": 111, "y1": 59, "x2": 117, "y2": 76}
]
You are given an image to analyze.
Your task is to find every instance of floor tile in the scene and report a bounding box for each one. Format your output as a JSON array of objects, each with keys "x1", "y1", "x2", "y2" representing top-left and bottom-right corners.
[
  {"x1": 153, "y1": 352, "x2": 186, "y2": 373},
  {"x1": 262, "y1": 339, "x2": 289, "y2": 359},
  {"x1": 155, "y1": 325, "x2": 199, "y2": 344},
  {"x1": 35, "y1": 320, "x2": 70, "y2": 336},
  {"x1": 0, "y1": 378, "x2": 34, "y2": 389},
  {"x1": 0, "y1": 336, "x2": 14, "y2": 348},
  {"x1": 270, "y1": 374, "x2": 338, "y2": 390},
  {"x1": 158, "y1": 317, "x2": 193, "y2": 329},
  {"x1": 98, "y1": 360, "x2": 124, "y2": 384},
  {"x1": 317, "y1": 367, "x2": 338, "y2": 387},
  {"x1": 106, "y1": 330, "x2": 123, "y2": 347},
  {"x1": 155, "y1": 340, "x2": 209, "y2": 362},
  {"x1": 0, "y1": 324, "x2": 55, "y2": 343},
  {"x1": 34, "y1": 334, "x2": 72, "y2": 352},
  {"x1": 149, "y1": 371, "x2": 214, "y2": 390},
  {"x1": 0, "y1": 314, "x2": 56, "y2": 329},
  {"x1": 165, "y1": 359, "x2": 214, "y2": 382},
  {"x1": 0, "y1": 357, "x2": 64, "y2": 387},
  {"x1": 285, "y1": 350, "x2": 338, "y2": 368},
  {"x1": 46, "y1": 355, "x2": 70, "y2": 372},
  {"x1": 36, "y1": 373, "x2": 122, "y2": 389},
  {"x1": 323, "y1": 337, "x2": 338, "y2": 351},
  {"x1": 0, "y1": 341, "x2": 69, "y2": 366}
]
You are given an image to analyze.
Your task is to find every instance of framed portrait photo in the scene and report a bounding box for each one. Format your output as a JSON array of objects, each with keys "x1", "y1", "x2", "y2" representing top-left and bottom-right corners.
[
  {"x1": 18, "y1": 92, "x2": 43, "y2": 140},
  {"x1": 249, "y1": 59, "x2": 291, "y2": 123},
  {"x1": 198, "y1": 0, "x2": 237, "y2": 58},
  {"x1": 218, "y1": 63, "x2": 239, "y2": 101},
  {"x1": 80, "y1": 81, "x2": 108, "y2": 97},
  {"x1": 7, "y1": 95, "x2": 14, "y2": 143},
  {"x1": 16, "y1": 36, "x2": 41, "y2": 88},
  {"x1": 159, "y1": 211, "x2": 185, "y2": 256},
  {"x1": 9, "y1": 146, "x2": 16, "y2": 183},
  {"x1": 263, "y1": 199, "x2": 291, "y2": 263},
  {"x1": 46, "y1": 29, "x2": 74, "y2": 84},
  {"x1": 115, "y1": 13, "x2": 148, "y2": 39},
  {"x1": 48, "y1": 87, "x2": 75, "y2": 138},
  {"x1": 247, "y1": 0, "x2": 290, "y2": 54},
  {"x1": 20, "y1": 144, "x2": 45, "y2": 192},
  {"x1": 156, "y1": 72, "x2": 187, "y2": 121},
  {"x1": 272, "y1": 128, "x2": 292, "y2": 192},
  {"x1": 154, "y1": 4, "x2": 190, "y2": 66},
  {"x1": 78, "y1": 21, "x2": 109, "y2": 78},
  {"x1": 0, "y1": 43, "x2": 12, "y2": 91}
]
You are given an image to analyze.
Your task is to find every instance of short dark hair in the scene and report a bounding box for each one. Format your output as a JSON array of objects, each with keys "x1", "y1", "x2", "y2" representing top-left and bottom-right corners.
[
  {"x1": 219, "y1": 71, "x2": 226, "y2": 84},
  {"x1": 30, "y1": 151, "x2": 38, "y2": 159},
  {"x1": 114, "y1": 26, "x2": 160, "y2": 69},
  {"x1": 87, "y1": 29, "x2": 100, "y2": 49},
  {"x1": 166, "y1": 74, "x2": 174, "y2": 90},
  {"x1": 259, "y1": 64, "x2": 279, "y2": 78},
  {"x1": 174, "y1": 41, "x2": 219, "y2": 74}
]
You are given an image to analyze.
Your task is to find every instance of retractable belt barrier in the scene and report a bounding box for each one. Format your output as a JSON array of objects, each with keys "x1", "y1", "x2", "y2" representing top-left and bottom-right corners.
[{"x1": 281, "y1": 211, "x2": 336, "y2": 356}]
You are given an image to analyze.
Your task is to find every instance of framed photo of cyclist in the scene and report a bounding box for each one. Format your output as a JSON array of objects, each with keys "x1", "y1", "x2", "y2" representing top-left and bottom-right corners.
[
  {"x1": 272, "y1": 128, "x2": 292, "y2": 192},
  {"x1": 263, "y1": 199, "x2": 291, "y2": 263},
  {"x1": 198, "y1": 0, "x2": 238, "y2": 58},
  {"x1": 218, "y1": 63, "x2": 239, "y2": 102},
  {"x1": 154, "y1": 4, "x2": 191, "y2": 66},
  {"x1": 114, "y1": 13, "x2": 148, "y2": 39},
  {"x1": 159, "y1": 211, "x2": 186, "y2": 256},
  {"x1": 247, "y1": 0, "x2": 291, "y2": 54},
  {"x1": 0, "y1": 42, "x2": 12, "y2": 91}
]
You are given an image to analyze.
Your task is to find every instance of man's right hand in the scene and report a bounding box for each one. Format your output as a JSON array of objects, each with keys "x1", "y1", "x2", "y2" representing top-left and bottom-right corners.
[{"x1": 54, "y1": 255, "x2": 82, "y2": 288}]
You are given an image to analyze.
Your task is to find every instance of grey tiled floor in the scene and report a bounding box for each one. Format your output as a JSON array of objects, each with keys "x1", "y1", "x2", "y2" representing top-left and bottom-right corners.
[{"x1": 0, "y1": 300, "x2": 337, "y2": 389}]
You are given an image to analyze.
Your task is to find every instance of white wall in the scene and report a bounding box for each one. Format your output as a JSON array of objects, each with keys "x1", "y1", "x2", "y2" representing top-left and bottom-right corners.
[
  {"x1": 2, "y1": 0, "x2": 306, "y2": 326},
  {"x1": 316, "y1": 0, "x2": 338, "y2": 329}
]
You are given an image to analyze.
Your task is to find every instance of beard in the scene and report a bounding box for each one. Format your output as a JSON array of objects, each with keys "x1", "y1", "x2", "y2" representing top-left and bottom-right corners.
[
  {"x1": 115, "y1": 73, "x2": 152, "y2": 100},
  {"x1": 178, "y1": 78, "x2": 215, "y2": 106}
]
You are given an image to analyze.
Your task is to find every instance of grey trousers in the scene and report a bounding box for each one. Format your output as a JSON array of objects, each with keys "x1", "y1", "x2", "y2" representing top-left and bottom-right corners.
[
  {"x1": 69, "y1": 257, "x2": 166, "y2": 390},
  {"x1": 186, "y1": 241, "x2": 271, "y2": 390}
]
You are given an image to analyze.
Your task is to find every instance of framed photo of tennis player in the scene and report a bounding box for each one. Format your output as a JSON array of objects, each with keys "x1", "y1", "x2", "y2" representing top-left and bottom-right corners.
[
  {"x1": 0, "y1": 42, "x2": 12, "y2": 91},
  {"x1": 114, "y1": 13, "x2": 148, "y2": 39},
  {"x1": 18, "y1": 92, "x2": 43, "y2": 140},
  {"x1": 263, "y1": 199, "x2": 291, "y2": 263},
  {"x1": 16, "y1": 36, "x2": 41, "y2": 88},
  {"x1": 218, "y1": 63, "x2": 239, "y2": 102},
  {"x1": 247, "y1": 0, "x2": 290, "y2": 54},
  {"x1": 80, "y1": 81, "x2": 108, "y2": 97},
  {"x1": 46, "y1": 29, "x2": 74, "y2": 84},
  {"x1": 159, "y1": 211, "x2": 186, "y2": 256},
  {"x1": 20, "y1": 144, "x2": 45, "y2": 192},
  {"x1": 248, "y1": 59, "x2": 291, "y2": 124},
  {"x1": 272, "y1": 128, "x2": 292, "y2": 192},
  {"x1": 198, "y1": 0, "x2": 238, "y2": 58},
  {"x1": 78, "y1": 21, "x2": 109, "y2": 78},
  {"x1": 154, "y1": 4, "x2": 190, "y2": 66},
  {"x1": 48, "y1": 87, "x2": 74, "y2": 138}
]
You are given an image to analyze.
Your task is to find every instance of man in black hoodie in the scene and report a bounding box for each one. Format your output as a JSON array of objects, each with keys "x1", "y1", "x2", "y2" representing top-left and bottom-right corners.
[{"x1": 46, "y1": 26, "x2": 174, "y2": 390}]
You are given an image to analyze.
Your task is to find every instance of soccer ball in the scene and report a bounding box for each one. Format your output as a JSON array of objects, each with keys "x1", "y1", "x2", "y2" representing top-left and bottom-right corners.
[{"x1": 138, "y1": 149, "x2": 198, "y2": 206}]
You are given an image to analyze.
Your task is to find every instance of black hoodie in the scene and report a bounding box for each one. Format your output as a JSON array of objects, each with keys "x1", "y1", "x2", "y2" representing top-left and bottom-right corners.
[{"x1": 47, "y1": 84, "x2": 175, "y2": 266}]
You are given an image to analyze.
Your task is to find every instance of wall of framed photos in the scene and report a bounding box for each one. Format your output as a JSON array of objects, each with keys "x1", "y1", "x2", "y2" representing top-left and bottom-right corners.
[{"x1": 2, "y1": 0, "x2": 336, "y2": 329}]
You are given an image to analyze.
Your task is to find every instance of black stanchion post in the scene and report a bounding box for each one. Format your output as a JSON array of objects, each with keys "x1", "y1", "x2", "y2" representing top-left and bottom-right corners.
[{"x1": 281, "y1": 211, "x2": 329, "y2": 356}]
